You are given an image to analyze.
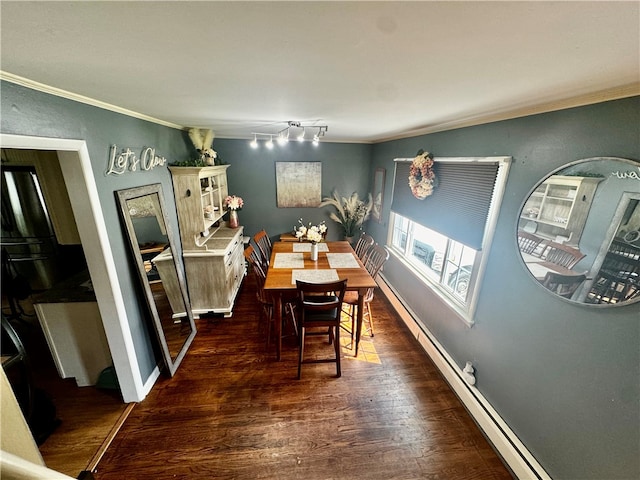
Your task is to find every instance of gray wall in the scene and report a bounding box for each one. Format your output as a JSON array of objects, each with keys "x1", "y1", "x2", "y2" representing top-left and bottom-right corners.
[
  {"x1": 1, "y1": 81, "x2": 193, "y2": 382},
  {"x1": 214, "y1": 138, "x2": 373, "y2": 243},
  {"x1": 367, "y1": 97, "x2": 640, "y2": 480},
  {"x1": 2, "y1": 79, "x2": 638, "y2": 479}
]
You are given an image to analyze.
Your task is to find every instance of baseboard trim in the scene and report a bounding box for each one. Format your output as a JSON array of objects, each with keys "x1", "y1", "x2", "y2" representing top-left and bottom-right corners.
[{"x1": 377, "y1": 274, "x2": 551, "y2": 480}]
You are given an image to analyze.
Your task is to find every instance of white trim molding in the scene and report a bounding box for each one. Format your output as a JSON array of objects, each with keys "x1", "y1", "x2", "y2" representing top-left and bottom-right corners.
[
  {"x1": 1, "y1": 71, "x2": 184, "y2": 131},
  {"x1": 0, "y1": 133, "x2": 146, "y2": 403},
  {"x1": 378, "y1": 273, "x2": 552, "y2": 480}
]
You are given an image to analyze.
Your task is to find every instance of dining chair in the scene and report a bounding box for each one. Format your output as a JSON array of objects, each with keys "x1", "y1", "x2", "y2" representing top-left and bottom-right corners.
[
  {"x1": 587, "y1": 270, "x2": 640, "y2": 304},
  {"x1": 353, "y1": 233, "x2": 375, "y2": 261},
  {"x1": 244, "y1": 244, "x2": 264, "y2": 271},
  {"x1": 539, "y1": 241, "x2": 586, "y2": 269},
  {"x1": 244, "y1": 245, "x2": 296, "y2": 348},
  {"x1": 244, "y1": 245, "x2": 272, "y2": 335},
  {"x1": 341, "y1": 244, "x2": 389, "y2": 343},
  {"x1": 295, "y1": 279, "x2": 347, "y2": 379},
  {"x1": 542, "y1": 272, "x2": 587, "y2": 299},
  {"x1": 253, "y1": 229, "x2": 272, "y2": 270},
  {"x1": 517, "y1": 230, "x2": 544, "y2": 255}
]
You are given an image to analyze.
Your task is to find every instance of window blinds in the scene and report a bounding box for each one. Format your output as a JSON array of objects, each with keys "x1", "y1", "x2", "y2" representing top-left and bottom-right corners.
[{"x1": 391, "y1": 160, "x2": 500, "y2": 250}]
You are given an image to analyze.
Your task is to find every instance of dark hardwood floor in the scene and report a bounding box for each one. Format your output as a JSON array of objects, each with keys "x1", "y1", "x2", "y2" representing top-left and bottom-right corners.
[
  {"x1": 93, "y1": 273, "x2": 513, "y2": 480},
  {"x1": 2, "y1": 295, "x2": 130, "y2": 478}
]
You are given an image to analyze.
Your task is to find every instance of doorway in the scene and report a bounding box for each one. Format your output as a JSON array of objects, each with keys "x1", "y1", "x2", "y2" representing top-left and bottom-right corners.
[{"x1": 1, "y1": 134, "x2": 147, "y2": 474}]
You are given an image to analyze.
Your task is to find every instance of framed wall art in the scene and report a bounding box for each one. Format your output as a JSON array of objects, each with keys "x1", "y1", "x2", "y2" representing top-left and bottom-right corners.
[
  {"x1": 372, "y1": 168, "x2": 386, "y2": 222},
  {"x1": 275, "y1": 162, "x2": 322, "y2": 208}
]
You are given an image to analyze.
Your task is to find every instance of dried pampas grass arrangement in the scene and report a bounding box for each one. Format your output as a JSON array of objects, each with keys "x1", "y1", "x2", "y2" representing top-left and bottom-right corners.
[
  {"x1": 187, "y1": 128, "x2": 218, "y2": 166},
  {"x1": 188, "y1": 128, "x2": 215, "y2": 152}
]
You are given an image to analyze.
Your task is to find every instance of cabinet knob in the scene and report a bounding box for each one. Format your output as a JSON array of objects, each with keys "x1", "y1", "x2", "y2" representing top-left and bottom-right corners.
[{"x1": 186, "y1": 189, "x2": 191, "y2": 197}]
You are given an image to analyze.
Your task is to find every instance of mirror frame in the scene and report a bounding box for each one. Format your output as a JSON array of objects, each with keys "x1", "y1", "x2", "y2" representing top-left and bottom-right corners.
[
  {"x1": 518, "y1": 156, "x2": 640, "y2": 307},
  {"x1": 116, "y1": 183, "x2": 196, "y2": 375}
]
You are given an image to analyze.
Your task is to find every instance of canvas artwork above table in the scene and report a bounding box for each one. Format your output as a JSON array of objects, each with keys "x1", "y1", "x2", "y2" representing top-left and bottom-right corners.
[{"x1": 263, "y1": 241, "x2": 377, "y2": 360}]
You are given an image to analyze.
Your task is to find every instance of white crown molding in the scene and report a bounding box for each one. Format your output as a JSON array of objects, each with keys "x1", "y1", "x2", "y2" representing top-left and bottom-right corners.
[
  {"x1": 0, "y1": 71, "x2": 185, "y2": 131},
  {"x1": 2, "y1": 71, "x2": 637, "y2": 144},
  {"x1": 377, "y1": 83, "x2": 640, "y2": 143}
]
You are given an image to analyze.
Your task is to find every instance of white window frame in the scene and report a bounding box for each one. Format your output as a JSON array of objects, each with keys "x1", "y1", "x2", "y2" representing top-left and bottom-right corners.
[{"x1": 387, "y1": 156, "x2": 512, "y2": 326}]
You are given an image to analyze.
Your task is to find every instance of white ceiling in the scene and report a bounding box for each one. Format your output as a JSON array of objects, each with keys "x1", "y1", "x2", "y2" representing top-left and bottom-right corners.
[{"x1": 1, "y1": 1, "x2": 638, "y2": 143}]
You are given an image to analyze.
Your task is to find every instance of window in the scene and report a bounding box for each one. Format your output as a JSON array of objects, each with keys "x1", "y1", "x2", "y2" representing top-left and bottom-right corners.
[
  {"x1": 390, "y1": 214, "x2": 477, "y2": 304},
  {"x1": 388, "y1": 157, "x2": 511, "y2": 324}
]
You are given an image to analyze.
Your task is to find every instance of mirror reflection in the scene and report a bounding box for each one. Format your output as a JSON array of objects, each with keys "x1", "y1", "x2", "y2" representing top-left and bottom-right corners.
[
  {"x1": 518, "y1": 157, "x2": 640, "y2": 306},
  {"x1": 117, "y1": 184, "x2": 196, "y2": 375}
]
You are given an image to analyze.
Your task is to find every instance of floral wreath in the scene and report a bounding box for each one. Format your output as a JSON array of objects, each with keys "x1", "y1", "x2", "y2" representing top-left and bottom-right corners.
[{"x1": 408, "y1": 150, "x2": 437, "y2": 199}]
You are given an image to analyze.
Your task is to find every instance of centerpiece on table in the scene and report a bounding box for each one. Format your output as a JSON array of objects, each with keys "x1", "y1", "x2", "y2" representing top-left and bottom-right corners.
[
  {"x1": 225, "y1": 195, "x2": 244, "y2": 228},
  {"x1": 293, "y1": 219, "x2": 327, "y2": 261},
  {"x1": 318, "y1": 190, "x2": 372, "y2": 243}
]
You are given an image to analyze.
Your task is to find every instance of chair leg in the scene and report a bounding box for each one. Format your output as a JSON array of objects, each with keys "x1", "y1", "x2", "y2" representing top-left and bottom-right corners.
[
  {"x1": 334, "y1": 325, "x2": 341, "y2": 378},
  {"x1": 264, "y1": 304, "x2": 273, "y2": 347},
  {"x1": 350, "y1": 304, "x2": 357, "y2": 346},
  {"x1": 366, "y1": 302, "x2": 374, "y2": 337},
  {"x1": 297, "y1": 327, "x2": 305, "y2": 380}
]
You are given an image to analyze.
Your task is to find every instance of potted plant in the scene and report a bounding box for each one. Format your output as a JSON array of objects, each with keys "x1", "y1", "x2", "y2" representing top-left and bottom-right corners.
[{"x1": 319, "y1": 190, "x2": 373, "y2": 243}]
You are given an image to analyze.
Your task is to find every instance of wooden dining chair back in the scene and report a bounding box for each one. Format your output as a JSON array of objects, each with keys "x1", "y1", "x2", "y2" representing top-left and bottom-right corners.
[
  {"x1": 244, "y1": 244, "x2": 264, "y2": 272},
  {"x1": 587, "y1": 270, "x2": 640, "y2": 304},
  {"x1": 244, "y1": 245, "x2": 272, "y2": 332},
  {"x1": 295, "y1": 279, "x2": 348, "y2": 379},
  {"x1": 540, "y1": 241, "x2": 586, "y2": 269},
  {"x1": 342, "y1": 244, "x2": 389, "y2": 344},
  {"x1": 542, "y1": 272, "x2": 586, "y2": 299},
  {"x1": 245, "y1": 245, "x2": 297, "y2": 349},
  {"x1": 253, "y1": 230, "x2": 272, "y2": 270},
  {"x1": 518, "y1": 230, "x2": 544, "y2": 255},
  {"x1": 354, "y1": 233, "x2": 375, "y2": 261}
]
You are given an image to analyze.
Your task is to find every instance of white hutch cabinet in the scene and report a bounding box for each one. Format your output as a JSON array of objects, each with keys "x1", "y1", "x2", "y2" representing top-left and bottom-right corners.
[
  {"x1": 168, "y1": 165, "x2": 245, "y2": 317},
  {"x1": 520, "y1": 175, "x2": 602, "y2": 245}
]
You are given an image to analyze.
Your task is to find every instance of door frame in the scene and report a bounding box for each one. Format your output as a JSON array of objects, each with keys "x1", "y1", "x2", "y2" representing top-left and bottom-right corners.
[{"x1": 1, "y1": 133, "x2": 150, "y2": 403}]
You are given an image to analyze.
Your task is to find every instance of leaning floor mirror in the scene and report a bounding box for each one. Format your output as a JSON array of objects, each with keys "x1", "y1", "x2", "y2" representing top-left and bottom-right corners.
[{"x1": 116, "y1": 183, "x2": 196, "y2": 376}]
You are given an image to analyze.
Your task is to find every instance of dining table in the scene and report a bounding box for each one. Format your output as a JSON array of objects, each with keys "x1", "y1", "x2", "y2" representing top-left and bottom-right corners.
[
  {"x1": 263, "y1": 240, "x2": 378, "y2": 360},
  {"x1": 521, "y1": 252, "x2": 580, "y2": 281}
]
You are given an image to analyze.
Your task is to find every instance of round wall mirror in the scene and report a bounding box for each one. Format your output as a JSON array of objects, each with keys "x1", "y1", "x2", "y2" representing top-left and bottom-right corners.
[{"x1": 517, "y1": 157, "x2": 640, "y2": 306}]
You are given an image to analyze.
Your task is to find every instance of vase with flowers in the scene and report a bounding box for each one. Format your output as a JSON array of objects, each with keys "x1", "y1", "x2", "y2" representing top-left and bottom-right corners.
[
  {"x1": 293, "y1": 219, "x2": 327, "y2": 261},
  {"x1": 225, "y1": 195, "x2": 244, "y2": 228},
  {"x1": 318, "y1": 190, "x2": 372, "y2": 243}
]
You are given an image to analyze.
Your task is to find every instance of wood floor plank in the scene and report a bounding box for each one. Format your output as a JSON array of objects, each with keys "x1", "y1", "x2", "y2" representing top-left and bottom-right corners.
[{"x1": 93, "y1": 274, "x2": 513, "y2": 479}]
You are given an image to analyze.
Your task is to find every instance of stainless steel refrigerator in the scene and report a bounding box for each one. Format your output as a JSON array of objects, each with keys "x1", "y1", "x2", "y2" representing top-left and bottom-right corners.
[{"x1": 1, "y1": 166, "x2": 64, "y2": 291}]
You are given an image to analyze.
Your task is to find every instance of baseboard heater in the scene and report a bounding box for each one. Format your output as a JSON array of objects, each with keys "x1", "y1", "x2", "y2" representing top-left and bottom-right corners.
[{"x1": 377, "y1": 274, "x2": 551, "y2": 480}]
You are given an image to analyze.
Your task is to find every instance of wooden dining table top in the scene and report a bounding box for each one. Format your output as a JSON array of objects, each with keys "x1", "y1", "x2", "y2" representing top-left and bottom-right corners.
[
  {"x1": 524, "y1": 259, "x2": 580, "y2": 281},
  {"x1": 263, "y1": 241, "x2": 378, "y2": 291}
]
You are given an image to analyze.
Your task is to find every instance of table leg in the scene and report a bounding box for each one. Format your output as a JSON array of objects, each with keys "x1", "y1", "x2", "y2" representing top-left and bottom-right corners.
[
  {"x1": 355, "y1": 288, "x2": 365, "y2": 357},
  {"x1": 274, "y1": 292, "x2": 283, "y2": 361}
]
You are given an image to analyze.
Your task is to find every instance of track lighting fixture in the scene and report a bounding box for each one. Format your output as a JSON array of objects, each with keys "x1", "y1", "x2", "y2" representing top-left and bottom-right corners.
[{"x1": 250, "y1": 121, "x2": 328, "y2": 148}]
